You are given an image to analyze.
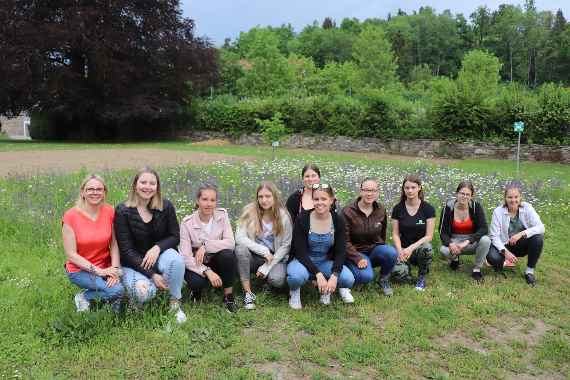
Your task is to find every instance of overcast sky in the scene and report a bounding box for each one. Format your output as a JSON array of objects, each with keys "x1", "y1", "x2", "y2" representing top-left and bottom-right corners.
[{"x1": 180, "y1": 0, "x2": 570, "y2": 45}]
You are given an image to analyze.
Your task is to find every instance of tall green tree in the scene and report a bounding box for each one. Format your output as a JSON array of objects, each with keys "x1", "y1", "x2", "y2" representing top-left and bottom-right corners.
[
  {"x1": 352, "y1": 25, "x2": 398, "y2": 89},
  {"x1": 290, "y1": 23, "x2": 354, "y2": 67},
  {"x1": 489, "y1": 4, "x2": 524, "y2": 82}
]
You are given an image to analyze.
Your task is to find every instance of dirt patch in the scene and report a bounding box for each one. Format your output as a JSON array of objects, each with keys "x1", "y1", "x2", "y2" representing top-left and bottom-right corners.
[
  {"x1": 0, "y1": 148, "x2": 251, "y2": 177},
  {"x1": 435, "y1": 319, "x2": 562, "y2": 380},
  {"x1": 254, "y1": 362, "x2": 308, "y2": 380},
  {"x1": 192, "y1": 139, "x2": 231, "y2": 147},
  {"x1": 436, "y1": 319, "x2": 552, "y2": 356}
]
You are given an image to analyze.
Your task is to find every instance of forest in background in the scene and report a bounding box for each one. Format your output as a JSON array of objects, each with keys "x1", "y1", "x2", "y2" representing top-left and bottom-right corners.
[{"x1": 193, "y1": 1, "x2": 570, "y2": 145}]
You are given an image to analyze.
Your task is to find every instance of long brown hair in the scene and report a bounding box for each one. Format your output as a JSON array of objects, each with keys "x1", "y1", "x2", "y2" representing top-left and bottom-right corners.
[
  {"x1": 239, "y1": 181, "x2": 287, "y2": 237},
  {"x1": 400, "y1": 175, "x2": 424, "y2": 203},
  {"x1": 125, "y1": 167, "x2": 163, "y2": 210}
]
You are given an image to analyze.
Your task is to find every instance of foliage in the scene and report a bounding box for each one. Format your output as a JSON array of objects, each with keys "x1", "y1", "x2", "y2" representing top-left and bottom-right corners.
[
  {"x1": 0, "y1": 0, "x2": 217, "y2": 139},
  {"x1": 255, "y1": 112, "x2": 291, "y2": 144},
  {"x1": 352, "y1": 25, "x2": 399, "y2": 89}
]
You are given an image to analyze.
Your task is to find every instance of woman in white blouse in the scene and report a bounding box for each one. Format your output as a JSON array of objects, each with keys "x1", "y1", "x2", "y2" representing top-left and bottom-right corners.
[{"x1": 487, "y1": 184, "x2": 545, "y2": 286}]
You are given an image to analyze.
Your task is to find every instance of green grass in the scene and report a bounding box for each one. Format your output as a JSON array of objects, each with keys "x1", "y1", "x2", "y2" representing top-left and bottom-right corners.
[{"x1": 0, "y1": 144, "x2": 569, "y2": 379}]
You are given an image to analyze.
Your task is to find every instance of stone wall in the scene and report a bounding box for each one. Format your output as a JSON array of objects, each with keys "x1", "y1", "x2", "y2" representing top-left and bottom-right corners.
[{"x1": 178, "y1": 131, "x2": 570, "y2": 164}]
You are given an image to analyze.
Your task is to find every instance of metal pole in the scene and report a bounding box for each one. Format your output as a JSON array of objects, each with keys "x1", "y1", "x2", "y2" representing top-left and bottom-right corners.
[{"x1": 516, "y1": 131, "x2": 521, "y2": 178}]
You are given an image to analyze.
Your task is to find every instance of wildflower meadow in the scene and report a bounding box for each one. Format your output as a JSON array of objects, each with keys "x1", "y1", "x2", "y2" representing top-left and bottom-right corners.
[{"x1": 0, "y1": 144, "x2": 568, "y2": 379}]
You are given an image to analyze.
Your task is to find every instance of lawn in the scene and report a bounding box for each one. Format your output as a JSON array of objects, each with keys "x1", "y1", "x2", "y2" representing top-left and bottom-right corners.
[{"x1": 0, "y1": 142, "x2": 569, "y2": 379}]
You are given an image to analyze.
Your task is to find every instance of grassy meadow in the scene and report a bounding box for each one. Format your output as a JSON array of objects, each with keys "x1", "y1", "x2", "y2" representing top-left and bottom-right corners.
[{"x1": 0, "y1": 141, "x2": 569, "y2": 379}]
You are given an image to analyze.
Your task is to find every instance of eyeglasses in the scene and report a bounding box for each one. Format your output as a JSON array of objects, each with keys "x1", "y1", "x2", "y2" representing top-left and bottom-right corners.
[
  {"x1": 361, "y1": 188, "x2": 379, "y2": 193},
  {"x1": 85, "y1": 187, "x2": 105, "y2": 194},
  {"x1": 457, "y1": 192, "x2": 472, "y2": 198},
  {"x1": 311, "y1": 183, "x2": 330, "y2": 190}
]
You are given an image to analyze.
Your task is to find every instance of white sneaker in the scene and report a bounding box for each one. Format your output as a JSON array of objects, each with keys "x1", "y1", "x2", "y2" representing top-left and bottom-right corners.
[
  {"x1": 170, "y1": 301, "x2": 187, "y2": 324},
  {"x1": 289, "y1": 288, "x2": 302, "y2": 309},
  {"x1": 339, "y1": 288, "x2": 354, "y2": 303},
  {"x1": 74, "y1": 292, "x2": 90, "y2": 312},
  {"x1": 243, "y1": 292, "x2": 256, "y2": 310},
  {"x1": 319, "y1": 293, "x2": 331, "y2": 305}
]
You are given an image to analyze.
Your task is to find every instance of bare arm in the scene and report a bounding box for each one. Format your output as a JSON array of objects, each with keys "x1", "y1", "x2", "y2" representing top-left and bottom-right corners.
[{"x1": 391, "y1": 219, "x2": 402, "y2": 253}]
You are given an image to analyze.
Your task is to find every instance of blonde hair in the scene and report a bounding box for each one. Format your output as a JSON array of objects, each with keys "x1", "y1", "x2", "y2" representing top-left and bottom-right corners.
[
  {"x1": 125, "y1": 167, "x2": 164, "y2": 210},
  {"x1": 75, "y1": 174, "x2": 108, "y2": 210},
  {"x1": 239, "y1": 181, "x2": 287, "y2": 237}
]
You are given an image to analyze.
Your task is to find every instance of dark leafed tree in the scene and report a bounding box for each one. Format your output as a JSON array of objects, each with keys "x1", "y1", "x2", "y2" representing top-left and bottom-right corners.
[
  {"x1": 0, "y1": 0, "x2": 217, "y2": 139},
  {"x1": 322, "y1": 17, "x2": 336, "y2": 30}
]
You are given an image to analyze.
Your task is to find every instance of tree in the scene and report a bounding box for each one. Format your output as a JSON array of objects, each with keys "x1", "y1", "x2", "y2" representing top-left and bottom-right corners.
[
  {"x1": 470, "y1": 6, "x2": 492, "y2": 48},
  {"x1": 489, "y1": 4, "x2": 524, "y2": 82},
  {"x1": 322, "y1": 17, "x2": 336, "y2": 30},
  {"x1": 457, "y1": 50, "x2": 502, "y2": 99},
  {"x1": 236, "y1": 30, "x2": 292, "y2": 97},
  {"x1": 352, "y1": 25, "x2": 398, "y2": 89},
  {"x1": 290, "y1": 24, "x2": 354, "y2": 68},
  {"x1": 0, "y1": 0, "x2": 217, "y2": 139}
]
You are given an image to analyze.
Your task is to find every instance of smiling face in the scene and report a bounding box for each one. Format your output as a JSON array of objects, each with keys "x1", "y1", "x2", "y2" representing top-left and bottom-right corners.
[
  {"x1": 360, "y1": 179, "x2": 379, "y2": 205},
  {"x1": 403, "y1": 181, "x2": 421, "y2": 201},
  {"x1": 197, "y1": 189, "x2": 217, "y2": 217},
  {"x1": 456, "y1": 186, "x2": 473, "y2": 207},
  {"x1": 312, "y1": 189, "x2": 333, "y2": 215},
  {"x1": 135, "y1": 172, "x2": 158, "y2": 202},
  {"x1": 303, "y1": 169, "x2": 320, "y2": 189},
  {"x1": 504, "y1": 188, "x2": 522, "y2": 210},
  {"x1": 257, "y1": 187, "x2": 275, "y2": 211},
  {"x1": 81, "y1": 178, "x2": 106, "y2": 206}
]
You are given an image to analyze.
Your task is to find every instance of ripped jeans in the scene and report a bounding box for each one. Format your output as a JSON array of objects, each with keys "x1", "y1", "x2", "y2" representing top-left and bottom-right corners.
[{"x1": 121, "y1": 248, "x2": 185, "y2": 304}]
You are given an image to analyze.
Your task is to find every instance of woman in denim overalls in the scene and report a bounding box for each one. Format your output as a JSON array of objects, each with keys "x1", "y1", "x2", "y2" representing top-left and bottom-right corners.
[{"x1": 287, "y1": 184, "x2": 355, "y2": 309}]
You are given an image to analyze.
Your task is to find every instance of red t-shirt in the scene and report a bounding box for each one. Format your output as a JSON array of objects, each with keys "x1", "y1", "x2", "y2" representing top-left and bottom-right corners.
[
  {"x1": 63, "y1": 204, "x2": 114, "y2": 273},
  {"x1": 451, "y1": 217, "x2": 475, "y2": 235}
]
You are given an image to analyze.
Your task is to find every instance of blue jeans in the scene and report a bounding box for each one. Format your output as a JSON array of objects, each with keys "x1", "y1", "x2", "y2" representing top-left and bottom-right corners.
[
  {"x1": 67, "y1": 270, "x2": 124, "y2": 302},
  {"x1": 122, "y1": 248, "x2": 185, "y2": 303},
  {"x1": 346, "y1": 244, "x2": 398, "y2": 285},
  {"x1": 287, "y1": 259, "x2": 355, "y2": 290}
]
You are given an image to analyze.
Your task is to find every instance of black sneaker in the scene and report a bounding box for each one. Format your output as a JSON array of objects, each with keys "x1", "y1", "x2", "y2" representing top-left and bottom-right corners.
[
  {"x1": 524, "y1": 273, "x2": 536, "y2": 287},
  {"x1": 449, "y1": 259, "x2": 460, "y2": 271},
  {"x1": 188, "y1": 290, "x2": 202, "y2": 303},
  {"x1": 223, "y1": 294, "x2": 238, "y2": 313},
  {"x1": 471, "y1": 271, "x2": 484, "y2": 283}
]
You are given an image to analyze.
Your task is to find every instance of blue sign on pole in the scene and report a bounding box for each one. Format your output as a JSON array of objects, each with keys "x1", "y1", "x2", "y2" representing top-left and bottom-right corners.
[{"x1": 513, "y1": 121, "x2": 524, "y2": 132}]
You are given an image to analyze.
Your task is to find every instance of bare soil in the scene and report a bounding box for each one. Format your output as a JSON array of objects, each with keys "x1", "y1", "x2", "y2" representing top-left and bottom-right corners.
[{"x1": 0, "y1": 148, "x2": 251, "y2": 177}]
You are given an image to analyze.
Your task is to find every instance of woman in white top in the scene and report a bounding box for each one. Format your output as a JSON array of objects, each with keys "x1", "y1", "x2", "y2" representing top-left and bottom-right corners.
[
  {"x1": 487, "y1": 183, "x2": 545, "y2": 286},
  {"x1": 235, "y1": 181, "x2": 293, "y2": 310}
]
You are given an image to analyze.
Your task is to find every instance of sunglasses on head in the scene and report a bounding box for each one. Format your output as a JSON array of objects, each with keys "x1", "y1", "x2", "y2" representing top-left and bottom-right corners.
[{"x1": 311, "y1": 183, "x2": 330, "y2": 190}]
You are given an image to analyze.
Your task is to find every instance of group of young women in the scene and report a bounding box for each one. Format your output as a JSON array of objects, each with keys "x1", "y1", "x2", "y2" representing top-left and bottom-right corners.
[{"x1": 63, "y1": 164, "x2": 545, "y2": 321}]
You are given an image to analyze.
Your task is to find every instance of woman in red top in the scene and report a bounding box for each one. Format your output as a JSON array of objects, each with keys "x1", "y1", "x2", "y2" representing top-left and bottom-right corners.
[
  {"x1": 62, "y1": 174, "x2": 124, "y2": 312},
  {"x1": 438, "y1": 181, "x2": 490, "y2": 282}
]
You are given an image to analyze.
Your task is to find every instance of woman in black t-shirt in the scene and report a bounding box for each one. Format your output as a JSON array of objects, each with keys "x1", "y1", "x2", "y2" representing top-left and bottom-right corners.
[{"x1": 391, "y1": 175, "x2": 436, "y2": 291}]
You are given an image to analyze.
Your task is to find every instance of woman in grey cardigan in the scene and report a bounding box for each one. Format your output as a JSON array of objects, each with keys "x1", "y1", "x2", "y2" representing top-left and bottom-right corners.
[{"x1": 235, "y1": 181, "x2": 293, "y2": 310}]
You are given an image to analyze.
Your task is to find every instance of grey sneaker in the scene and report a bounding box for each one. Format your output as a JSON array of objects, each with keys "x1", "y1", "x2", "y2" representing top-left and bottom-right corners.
[
  {"x1": 319, "y1": 293, "x2": 331, "y2": 305},
  {"x1": 378, "y1": 276, "x2": 394, "y2": 297},
  {"x1": 74, "y1": 292, "x2": 90, "y2": 312},
  {"x1": 243, "y1": 292, "x2": 256, "y2": 310}
]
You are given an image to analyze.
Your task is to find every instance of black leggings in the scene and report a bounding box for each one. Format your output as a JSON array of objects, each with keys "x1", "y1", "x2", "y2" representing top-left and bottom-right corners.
[
  {"x1": 184, "y1": 249, "x2": 236, "y2": 290},
  {"x1": 487, "y1": 234, "x2": 544, "y2": 270}
]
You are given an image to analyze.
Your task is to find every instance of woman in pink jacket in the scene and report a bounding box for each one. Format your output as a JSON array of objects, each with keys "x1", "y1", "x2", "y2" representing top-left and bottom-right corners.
[{"x1": 179, "y1": 183, "x2": 237, "y2": 313}]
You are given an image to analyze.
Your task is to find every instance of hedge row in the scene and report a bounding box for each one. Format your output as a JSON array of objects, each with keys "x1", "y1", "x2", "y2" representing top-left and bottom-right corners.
[{"x1": 191, "y1": 84, "x2": 570, "y2": 145}]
